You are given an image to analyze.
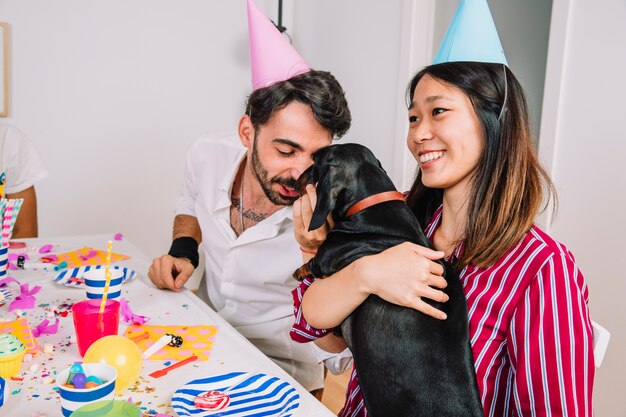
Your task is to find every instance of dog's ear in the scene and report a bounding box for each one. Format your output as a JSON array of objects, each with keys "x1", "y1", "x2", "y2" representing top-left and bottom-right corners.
[{"x1": 308, "y1": 163, "x2": 336, "y2": 231}]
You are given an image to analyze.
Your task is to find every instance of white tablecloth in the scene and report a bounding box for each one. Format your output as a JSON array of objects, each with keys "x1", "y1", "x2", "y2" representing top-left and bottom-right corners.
[{"x1": 0, "y1": 234, "x2": 334, "y2": 416}]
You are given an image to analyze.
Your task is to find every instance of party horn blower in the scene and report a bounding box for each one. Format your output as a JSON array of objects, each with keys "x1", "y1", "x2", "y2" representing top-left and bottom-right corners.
[
  {"x1": 142, "y1": 333, "x2": 184, "y2": 359},
  {"x1": 99, "y1": 240, "x2": 113, "y2": 313}
]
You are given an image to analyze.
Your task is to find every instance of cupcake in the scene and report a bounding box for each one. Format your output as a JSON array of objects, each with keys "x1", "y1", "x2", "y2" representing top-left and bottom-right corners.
[{"x1": 0, "y1": 333, "x2": 25, "y2": 378}]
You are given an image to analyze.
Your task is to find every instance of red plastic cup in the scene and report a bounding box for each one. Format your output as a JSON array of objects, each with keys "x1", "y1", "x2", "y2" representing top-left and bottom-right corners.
[{"x1": 72, "y1": 299, "x2": 120, "y2": 357}]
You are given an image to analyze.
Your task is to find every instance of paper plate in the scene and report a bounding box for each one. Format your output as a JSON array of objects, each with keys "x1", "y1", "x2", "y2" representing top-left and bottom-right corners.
[
  {"x1": 0, "y1": 288, "x2": 12, "y2": 306},
  {"x1": 172, "y1": 372, "x2": 300, "y2": 417},
  {"x1": 53, "y1": 265, "x2": 136, "y2": 288}
]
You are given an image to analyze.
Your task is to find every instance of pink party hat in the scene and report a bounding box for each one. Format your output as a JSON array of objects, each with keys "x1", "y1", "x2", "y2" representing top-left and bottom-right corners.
[{"x1": 247, "y1": 0, "x2": 310, "y2": 90}]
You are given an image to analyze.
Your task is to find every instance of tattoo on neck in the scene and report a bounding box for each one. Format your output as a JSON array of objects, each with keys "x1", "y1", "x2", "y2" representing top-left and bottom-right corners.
[{"x1": 232, "y1": 198, "x2": 269, "y2": 223}]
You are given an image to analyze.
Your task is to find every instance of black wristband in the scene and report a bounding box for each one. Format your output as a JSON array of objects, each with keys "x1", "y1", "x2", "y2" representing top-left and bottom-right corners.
[{"x1": 168, "y1": 237, "x2": 200, "y2": 269}]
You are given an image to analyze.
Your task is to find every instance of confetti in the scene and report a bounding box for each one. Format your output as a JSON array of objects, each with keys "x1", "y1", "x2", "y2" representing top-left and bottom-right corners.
[
  {"x1": 9, "y1": 283, "x2": 42, "y2": 311},
  {"x1": 38, "y1": 244, "x2": 53, "y2": 254}
]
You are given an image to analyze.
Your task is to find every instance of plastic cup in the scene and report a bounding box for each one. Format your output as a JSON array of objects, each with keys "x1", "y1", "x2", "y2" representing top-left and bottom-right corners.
[
  {"x1": 72, "y1": 299, "x2": 120, "y2": 357},
  {"x1": 56, "y1": 363, "x2": 117, "y2": 417},
  {"x1": 83, "y1": 268, "x2": 124, "y2": 300}
]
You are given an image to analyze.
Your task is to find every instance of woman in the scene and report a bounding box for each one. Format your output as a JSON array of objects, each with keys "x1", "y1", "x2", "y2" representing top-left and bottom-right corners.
[{"x1": 291, "y1": 62, "x2": 594, "y2": 416}]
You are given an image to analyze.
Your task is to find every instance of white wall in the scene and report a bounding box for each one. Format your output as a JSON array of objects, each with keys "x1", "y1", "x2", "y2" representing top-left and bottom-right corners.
[
  {"x1": 292, "y1": 1, "x2": 404, "y2": 174},
  {"x1": 1, "y1": 0, "x2": 254, "y2": 257},
  {"x1": 540, "y1": 0, "x2": 626, "y2": 414}
]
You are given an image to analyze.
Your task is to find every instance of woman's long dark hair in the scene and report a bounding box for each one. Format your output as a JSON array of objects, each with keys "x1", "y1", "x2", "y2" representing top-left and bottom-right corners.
[{"x1": 406, "y1": 62, "x2": 556, "y2": 269}]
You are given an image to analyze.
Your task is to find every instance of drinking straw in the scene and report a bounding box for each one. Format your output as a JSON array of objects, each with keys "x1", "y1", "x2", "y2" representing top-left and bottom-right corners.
[
  {"x1": 0, "y1": 198, "x2": 6, "y2": 245},
  {"x1": 99, "y1": 240, "x2": 113, "y2": 313},
  {"x1": 1, "y1": 198, "x2": 23, "y2": 247}
]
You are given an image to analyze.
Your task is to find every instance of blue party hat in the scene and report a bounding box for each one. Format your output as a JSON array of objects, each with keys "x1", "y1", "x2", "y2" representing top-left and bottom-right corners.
[{"x1": 433, "y1": 0, "x2": 507, "y2": 65}]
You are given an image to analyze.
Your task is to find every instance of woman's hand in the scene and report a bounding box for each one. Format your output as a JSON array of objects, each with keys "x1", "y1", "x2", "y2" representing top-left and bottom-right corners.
[
  {"x1": 355, "y1": 242, "x2": 449, "y2": 320},
  {"x1": 293, "y1": 184, "x2": 330, "y2": 255}
]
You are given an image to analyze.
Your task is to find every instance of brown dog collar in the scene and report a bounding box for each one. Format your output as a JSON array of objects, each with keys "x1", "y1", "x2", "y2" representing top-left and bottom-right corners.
[{"x1": 345, "y1": 191, "x2": 406, "y2": 217}]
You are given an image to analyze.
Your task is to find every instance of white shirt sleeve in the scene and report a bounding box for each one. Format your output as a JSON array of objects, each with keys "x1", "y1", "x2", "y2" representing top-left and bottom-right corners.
[
  {"x1": 0, "y1": 126, "x2": 49, "y2": 194},
  {"x1": 310, "y1": 343, "x2": 354, "y2": 375}
]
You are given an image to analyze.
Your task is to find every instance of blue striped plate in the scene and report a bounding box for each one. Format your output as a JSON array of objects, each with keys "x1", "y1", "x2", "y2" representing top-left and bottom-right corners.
[
  {"x1": 0, "y1": 288, "x2": 12, "y2": 306},
  {"x1": 172, "y1": 372, "x2": 300, "y2": 417},
  {"x1": 53, "y1": 265, "x2": 136, "y2": 288}
]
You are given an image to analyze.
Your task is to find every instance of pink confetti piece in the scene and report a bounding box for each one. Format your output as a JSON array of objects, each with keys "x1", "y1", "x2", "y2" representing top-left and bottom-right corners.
[
  {"x1": 32, "y1": 317, "x2": 60, "y2": 337},
  {"x1": 120, "y1": 298, "x2": 149, "y2": 325},
  {"x1": 39, "y1": 254, "x2": 59, "y2": 262},
  {"x1": 9, "y1": 283, "x2": 42, "y2": 311},
  {"x1": 38, "y1": 244, "x2": 53, "y2": 254},
  {"x1": 114, "y1": 233, "x2": 124, "y2": 241},
  {"x1": 79, "y1": 250, "x2": 98, "y2": 261},
  {"x1": 0, "y1": 276, "x2": 19, "y2": 287},
  {"x1": 8, "y1": 253, "x2": 28, "y2": 262}
]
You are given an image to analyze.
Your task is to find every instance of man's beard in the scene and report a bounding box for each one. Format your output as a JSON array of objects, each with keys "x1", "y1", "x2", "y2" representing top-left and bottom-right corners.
[{"x1": 251, "y1": 140, "x2": 298, "y2": 206}]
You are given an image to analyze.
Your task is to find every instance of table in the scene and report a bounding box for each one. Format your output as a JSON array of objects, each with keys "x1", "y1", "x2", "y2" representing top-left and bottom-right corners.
[{"x1": 0, "y1": 234, "x2": 334, "y2": 416}]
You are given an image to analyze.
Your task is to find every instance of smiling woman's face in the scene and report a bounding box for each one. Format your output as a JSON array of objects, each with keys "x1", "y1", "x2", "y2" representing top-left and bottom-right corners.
[{"x1": 407, "y1": 74, "x2": 484, "y2": 198}]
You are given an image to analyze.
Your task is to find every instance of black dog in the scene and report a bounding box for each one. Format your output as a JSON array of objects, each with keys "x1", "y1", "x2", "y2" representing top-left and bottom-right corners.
[{"x1": 294, "y1": 144, "x2": 482, "y2": 417}]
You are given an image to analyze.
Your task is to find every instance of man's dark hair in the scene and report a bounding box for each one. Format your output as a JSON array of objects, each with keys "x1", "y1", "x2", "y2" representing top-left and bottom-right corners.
[{"x1": 245, "y1": 70, "x2": 351, "y2": 139}]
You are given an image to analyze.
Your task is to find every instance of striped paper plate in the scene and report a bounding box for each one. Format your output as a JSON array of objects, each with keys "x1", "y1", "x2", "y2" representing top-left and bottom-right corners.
[
  {"x1": 0, "y1": 288, "x2": 12, "y2": 306},
  {"x1": 172, "y1": 372, "x2": 300, "y2": 417},
  {"x1": 53, "y1": 265, "x2": 136, "y2": 288}
]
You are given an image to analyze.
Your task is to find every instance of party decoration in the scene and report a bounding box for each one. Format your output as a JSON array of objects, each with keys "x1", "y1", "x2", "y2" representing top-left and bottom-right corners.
[
  {"x1": 124, "y1": 324, "x2": 217, "y2": 362},
  {"x1": 433, "y1": 0, "x2": 507, "y2": 65},
  {"x1": 142, "y1": 333, "x2": 182, "y2": 359},
  {"x1": 114, "y1": 233, "x2": 123, "y2": 241},
  {"x1": 1, "y1": 198, "x2": 24, "y2": 248},
  {"x1": 32, "y1": 317, "x2": 60, "y2": 337},
  {"x1": 0, "y1": 276, "x2": 18, "y2": 287},
  {"x1": 119, "y1": 299, "x2": 149, "y2": 325},
  {"x1": 38, "y1": 244, "x2": 53, "y2": 254},
  {"x1": 0, "y1": 317, "x2": 38, "y2": 353},
  {"x1": 41, "y1": 247, "x2": 130, "y2": 268},
  {"x1": 247, "y1": 0, "x2": 309, "y2": 90},
  {"x1": 99, "y1": 240, "x2": 113, "y2": 313},
  {"x1": 171, "y1": 372, "x2": 300, "y2": 417},
  {"x1": 148, "y1": 354, "x2": 197, "y2": 378},
  {"x1": 8, "y1": 283, "x2": 41, "y2": 311},
  {"x1": 83, "y1": 335, "x2": 143, "y2": 393},
  {"x1": 0, "y1": 172, "x2": 5, "y2": 199},
  {"x1": 53, "y1": 265, "x2": 136, "y2": 288},
  {"x1": 0, "y1": 288, "x2": 12, "y2": 306}
]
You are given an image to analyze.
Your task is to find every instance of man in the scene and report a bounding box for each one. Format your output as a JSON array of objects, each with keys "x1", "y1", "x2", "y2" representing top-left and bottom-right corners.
[
  {"x1": 148, "y1": 0, "x2": 352, "y2": 393},
  {"x1": 0, "y1": 124, "x2": 48, "y2": 238}
]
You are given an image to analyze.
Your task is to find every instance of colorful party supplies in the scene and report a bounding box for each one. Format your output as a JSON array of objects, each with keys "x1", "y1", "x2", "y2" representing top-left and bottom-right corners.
[
  {"x1": 124, "y1": 324, "x2": 218, "y2": 362},
  {"x1": 1, "y1": 198, "x2": 24, "y2": 247},
  {"x1": 0, "y1": 317, "x2": 39, "y2": 354},
  {"x1": 41, "y1": 247, "x2": 130, "y2": 268}
]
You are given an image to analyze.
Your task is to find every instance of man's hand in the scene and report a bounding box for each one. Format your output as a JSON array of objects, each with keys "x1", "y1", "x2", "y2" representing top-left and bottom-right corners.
[
  {"x1": 148, "y1": 255, "x2": 195, "y2": 291},
  {"x1": 293, "y1": 184, "x2": 330, "y2": 254}
]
